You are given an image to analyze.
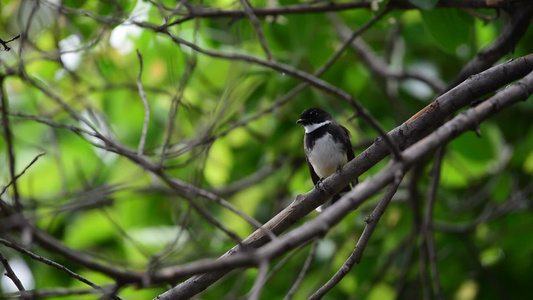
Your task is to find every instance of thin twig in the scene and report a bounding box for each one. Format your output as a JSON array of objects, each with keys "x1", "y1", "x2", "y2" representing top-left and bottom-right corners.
[
  {"x1": 159, "y1": 22, "x2": 402, "y2": 160},
  {"x1": 419, "y1": 233, "x2": 431, "y2": 300},
  {"x1": 433, "y1": 184, "x2": 533, "y2": 234},
  {"x1": 159, "y1": 67, "x2": 533, "y2": 299},
  {"x1": 11, "y1": 112, "x2": 277, "y2": 244},
  {"x1": 176, "y1": 7, "x2": 392, "y2": 155},
  {"x1": 146, "y1": 0, "x2": 498, "y2": 28},
  {"x1": 159, "y1": 16, "x2": 199, "y2": 165},
  {"x1": 159, "y1": 57, "x2": 196, "y2": 165},
  {"x1": 461, "y1": 7, "x2": 499, "y2": 22},
  {"x1": 240, "y1": 0, "x2": 273, "y2": 61},
  {"x1": 158, "y1": 1, "x2": 373, "y2": 28},
  {"x1": 0, "y1": 238, "x2": 121, "y2": 300},
  {"x1": 179, "y1": 193, "x2": 245, "y2": 246},
  {"x1": 309, "y1": 172, "x2": 404, "y2": 299},
  {"x1": 143, "y1": 205, "x2": 192, "y2": 286},
  {"x1": 328, "y1": 13, "x2": 446, "y2": 93},
  {"x1": 160, "y1": 173, "x2": 278, "y2": 242},
  {"x1": 423, "y1": 147, "x2": 445, "y2": 300},
  {"x1": 0, "y1": 152, "x2": 46, "y2": 197},
  {"x1": 247, "y1": 260, "x2": 270, "y2": 300},
  {"x1": 242, "y1": 239, "x2": 316, "y2": 299},
  {"x1": 211, "y1": 156, "x2": 285, "y2": 196},
  {"x1": 0, "y1": 250, "x2": 25, "y2": 292},
  {"x1": 284, "y1": 239, "x2": 320, "y2": 300},
  {"x1": 136, "y1": 49, "x2": 150, "y2": 157},
  {"x1": 0, "y1": 75, "x2": 21, "y2": 211},
  {"x1": 18, "y1": 0, "x2": 39, "y2": 58},
  {"x1": 447, "y1": 2, "x2": 533, "y2": 90},
  {"x1": 0, "y1": 34, "x2": 21, "y2": 51},
  {"x1": 14, "y1": 287, "x2": 101, "y2": 298}
]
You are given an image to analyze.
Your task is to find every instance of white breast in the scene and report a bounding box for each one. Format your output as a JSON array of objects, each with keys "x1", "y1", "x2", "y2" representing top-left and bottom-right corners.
[{"x1": 307, "y1": 133, "x2": 347, "y2": 179}]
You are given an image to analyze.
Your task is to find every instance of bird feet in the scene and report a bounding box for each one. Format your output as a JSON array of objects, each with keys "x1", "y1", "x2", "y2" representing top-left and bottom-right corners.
[{"x1": 315, "y1": 178, "x2": 324, "y2": 192}]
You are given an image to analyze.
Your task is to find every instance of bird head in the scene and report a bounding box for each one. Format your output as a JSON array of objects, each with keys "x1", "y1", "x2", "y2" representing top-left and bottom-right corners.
[{"x1": 296, "y1": 108, "x2": 333, "y2": 126}]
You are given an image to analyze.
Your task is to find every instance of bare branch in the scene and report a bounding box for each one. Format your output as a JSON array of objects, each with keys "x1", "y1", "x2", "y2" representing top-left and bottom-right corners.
[
  {"x1": 156, "y1": 9, "x2": 403, "y2": 160},
  {"x1": 447, "y1": 2, "x2": 533, "y2": 90},
  {"x1": 284, "y1": 239, "x2": 319, "y2": 300},
  {"x1": 146, "y1": 0, "x2": 512, "y2": 28},
  {"x1": 328, "y1": 14, "x2": 446, "y2": 93},
  {"x1": 433, "y1": 184, "x2": 533, "y2": 234},
  {"x1": 0, "y1": 250, "x2": 25, "y2": 292},
  {"x1": 240, "y1": 0, "x2": 273, "y2": 61},
  {"x1": 247, "y1": 260, "x2": 269, "y2": 300},
  {"x1": 422, "y1": 147, "x2": 445, "y2": 300},
  {"x1": 136, "y1": 49, "x2": 151, "y2": 157},
  {"x1": 3, "y1": 2, "x2": 532, "y2": 299},
  {"x1": 0, "y1": 34, "x2": 20, "y2": 51},
  {"x1": 242, "y1": 239, "x2": 316, "y2": 299},
  {"x1": 0, "y1": 75, "x2": 21, "y2": 211},
  {"x1": 211, "y1": 157, "x2": 285, "y2": 196},
  {"x1": 156, "y1": 64, "x2": 533, "y2": 300},
  {"x1": 0, "y1": 152, "x2": 46, "y2": 197},
  {"x1": 199, "y1": 8, "x2": 389, "y2": 149},
  {"x1": 309, "y1": 172, "x2": 403, "y2": 299},
  {"x1": 0, "y1": 238, "x2": 121, "y2": 300}
]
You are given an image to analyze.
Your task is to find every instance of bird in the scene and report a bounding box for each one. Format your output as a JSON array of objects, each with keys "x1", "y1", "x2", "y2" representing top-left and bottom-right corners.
[{"x1": 296, "y1": 107, "x2": 356, "y2": 212}]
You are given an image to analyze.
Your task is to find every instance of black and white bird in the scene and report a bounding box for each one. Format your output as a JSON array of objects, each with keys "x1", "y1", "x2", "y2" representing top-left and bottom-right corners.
[{"x1": 296, "y1": 107, "x2": 356, "y2": 211}]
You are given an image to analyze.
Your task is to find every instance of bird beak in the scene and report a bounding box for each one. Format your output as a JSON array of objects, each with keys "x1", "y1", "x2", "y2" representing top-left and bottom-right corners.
[{"x1": 296, "y1": 119, "x2": 303, "y2": 124}]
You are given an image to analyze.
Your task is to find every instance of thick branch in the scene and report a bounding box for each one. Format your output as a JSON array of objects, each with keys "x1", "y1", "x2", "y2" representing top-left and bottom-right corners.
[
  {"x1": 8, "y1": 54, "x2": 531, "y2": 296},
  {"x1": 447, "y1": 1, "x2": 533, "y2": 90},
  {"x1": 157, "y1": 67, "x2": 533, "y2": 300},
  {"x1": 155, "y1": 55, "x2": 533, "y2": 299}
]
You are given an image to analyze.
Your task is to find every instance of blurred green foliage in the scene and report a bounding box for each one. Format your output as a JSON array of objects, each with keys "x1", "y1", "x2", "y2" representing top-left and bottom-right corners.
[{"x1": 1, "y1": 0, "x2": 532, "y2": 299}]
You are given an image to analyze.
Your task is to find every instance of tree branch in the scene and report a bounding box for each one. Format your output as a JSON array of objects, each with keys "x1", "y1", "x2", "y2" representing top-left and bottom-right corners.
[
  {"x1": 0, "y1": 34, "x2": 20, "y2": 51},
  {"x1": 135, "y1": 49, "x2": 150, "y2": 157},
  {"x1": 0, "y1": 250, "x2": 25, "y2": 292},
  {"x1": 446, "y1": 1, "x2": 533, "y2": 90},
  {"x1": 158, "y1": 23, "x2": 403, "y2": 160},
  {"x1": 151, "y1": 0, "x2": 519, "y2": 28},
  {"x1": 422, "y1": 147, "x2": 445, "y2": 300},
  {"x1": 0, "y1": 75, "x2": 21, "y2": 211},
  {"x1": 328, "y1": 14, "x2": 446, "y2": 93},
  {"x1": 0, "y1": 238, "x2": 121, "y2": 300},
  {"x1": 155, "y1": 60, "x2": 533, "y2": 300},
  {"x1": 308, "y1": 172, "x2": 403, "y2": 299}
]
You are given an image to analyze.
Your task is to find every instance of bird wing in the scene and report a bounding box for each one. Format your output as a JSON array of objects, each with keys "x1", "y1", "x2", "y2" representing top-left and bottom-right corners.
[
  {"x1": 306, "y1": 154, "x2": 321, "y2": 185},
  {"x1": 341, "y1": 124, "x2": 358, "y2": 187},
  {"x1": 341, "y1": 125, "x2": 355, "y2": 161},
  {"x1": 304, "y1": 134, "x2": 321, "y2": 184}
]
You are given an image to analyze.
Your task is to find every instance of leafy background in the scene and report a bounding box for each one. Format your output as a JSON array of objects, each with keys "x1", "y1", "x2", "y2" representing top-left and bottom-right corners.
[{"x1": 1, "y1": 0, "x2": 532, "y2": 299}]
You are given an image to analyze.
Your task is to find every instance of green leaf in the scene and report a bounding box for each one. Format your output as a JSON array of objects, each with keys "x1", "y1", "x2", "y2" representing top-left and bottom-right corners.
[
  {"x1": 64, "y1": 210, "x2": 116, "y2": 249},
  {"x1": 220, "y1": 186, "x2": 264, "y2": 237},
  {"x1": 368, "y1": 283, "x2": 396, "y2": 300},
  {"x1": 523, "y1": 151, "x2": 533, "y2": 174},
  {"x1": 455, "y1": 280, "x2": 479, "y2": 300},
  {"x1": 421, "y1": 8, "x2": 473, "y2": 54},
  {"x1": 480, "y1": 247, "x2": 504, "y2": 267},
  {"x1": 409, "y1": 0, "x2": 439, "y2": 10},
  {"x1": 204, "y1": 140, "x2": 233, "y2": 187}
]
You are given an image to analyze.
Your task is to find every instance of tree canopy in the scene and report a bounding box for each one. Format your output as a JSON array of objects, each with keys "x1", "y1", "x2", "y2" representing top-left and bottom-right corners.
[{"x1": 1, "y1": 0, "x2": 532, "y2": 299}]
